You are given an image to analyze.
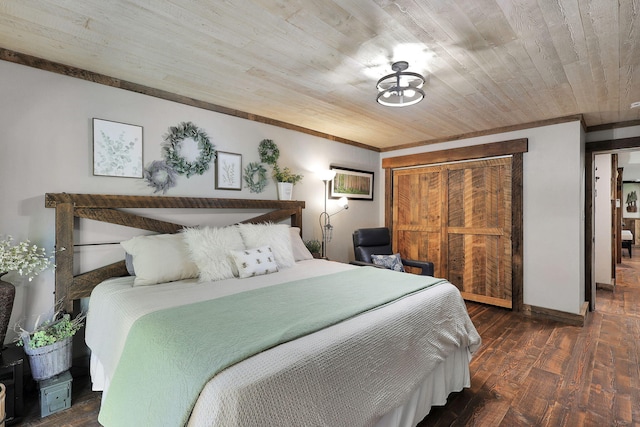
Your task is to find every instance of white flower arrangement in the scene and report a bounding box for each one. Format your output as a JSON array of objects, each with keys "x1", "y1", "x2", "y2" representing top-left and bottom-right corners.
[{"x1": 0, "y1": 236, "x2": 55, "y2": 280}]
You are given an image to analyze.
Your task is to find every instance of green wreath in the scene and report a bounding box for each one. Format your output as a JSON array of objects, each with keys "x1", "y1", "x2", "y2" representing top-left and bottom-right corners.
[
  {"x1": 258, "y1": 139, "x2": 280, "y2": 165},
  {"x1": 163, "y1": 122, "x2": 216, "y2": 177},
  {"x1": 244, "y1": 162, "x2": 268, "y2": 193}
]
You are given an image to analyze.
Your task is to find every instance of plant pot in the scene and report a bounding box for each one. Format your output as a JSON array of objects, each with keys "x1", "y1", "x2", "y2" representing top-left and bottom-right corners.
[
  {"x1": 22, "y1": 335, "x2": 72, "y2": 380},
  {"x1": 277, "y1": 182, "x2": 293, "y2": 200},
  {"x1": 0, "y1": 275, "x2": 15, "y2": 353}
]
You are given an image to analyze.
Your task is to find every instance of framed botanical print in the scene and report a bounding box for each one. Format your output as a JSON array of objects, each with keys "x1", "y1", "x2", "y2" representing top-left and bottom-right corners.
[
  {"x1": 93, "y1": 118, "x2": 143, "y2": 178},
  {"x1": 216, "y1": 151, "x2": 242, "y2": 190}
]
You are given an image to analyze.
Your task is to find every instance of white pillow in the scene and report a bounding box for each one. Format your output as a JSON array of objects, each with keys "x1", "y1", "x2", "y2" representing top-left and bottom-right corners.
[
  {"x1": 231, "y1": 246, "x2": 279, "y2": 278},
  {"x1": 182, "y1": 226, "x2": 246, "y2": 281},
  {"x1": 120, "y1": 233, "x2": 199, "y2": 286},
  {"x1": 289, "y1": 227, "x2": 313, "y2": 261},
  {"x1": 238, "y1": 223, "x2": 296, "y2": 268}
]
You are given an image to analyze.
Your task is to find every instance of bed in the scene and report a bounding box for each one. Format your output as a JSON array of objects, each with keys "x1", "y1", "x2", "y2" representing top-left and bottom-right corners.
[
  {"x1": 622, "y1": 229, "x2": 633, "y2": 257},
  {"x1": 45, "y1": 193, "x2": 481, "y2": 427}
]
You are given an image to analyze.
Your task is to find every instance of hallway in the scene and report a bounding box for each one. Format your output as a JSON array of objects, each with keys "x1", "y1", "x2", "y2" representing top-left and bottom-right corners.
[{"x1": 599, "y1": 250, "x2": 640, "y2": 317}]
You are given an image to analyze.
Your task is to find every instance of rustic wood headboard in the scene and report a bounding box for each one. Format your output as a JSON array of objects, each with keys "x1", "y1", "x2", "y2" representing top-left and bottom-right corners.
[{"x1": 45, "y1": 193, "x2": 305, "y2": 312}]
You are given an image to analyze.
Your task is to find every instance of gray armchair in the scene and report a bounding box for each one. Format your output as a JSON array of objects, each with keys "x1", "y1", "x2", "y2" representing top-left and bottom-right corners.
[{"x1": 352, "y1": 227, "x2": 434, "y2": 276}]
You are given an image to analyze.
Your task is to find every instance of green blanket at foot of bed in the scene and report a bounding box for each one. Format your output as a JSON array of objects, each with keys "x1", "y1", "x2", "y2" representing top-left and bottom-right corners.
[{"x1": 98, "y1": 266, "x2": 445, "y2": 427}]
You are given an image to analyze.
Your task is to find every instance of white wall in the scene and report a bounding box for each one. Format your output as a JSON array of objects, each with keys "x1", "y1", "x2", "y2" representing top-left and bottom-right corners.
[
  {"x1": 594, "y1": 154, "x2": 612, "y2": 285},
  {"x1": 0, "y1": 60, "x2": 381, "y2": 344},
  {"x1": 380, "y1": 121, "x2": 586, "y2": 315}
]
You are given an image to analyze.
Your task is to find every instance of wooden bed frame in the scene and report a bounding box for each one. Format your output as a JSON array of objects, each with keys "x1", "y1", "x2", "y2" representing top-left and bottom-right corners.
[{"x1": 45, "y1": 193, "x2": 305, "y2": 312}]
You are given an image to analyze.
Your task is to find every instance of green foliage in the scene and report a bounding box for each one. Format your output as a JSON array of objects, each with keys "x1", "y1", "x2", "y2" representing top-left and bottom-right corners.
[
  {"x1": 304, "y1": 239, "x2": 321, "y2": 254},
  {"x1": 273, "y1": 164, "x2": 303, "y2": 184},
  {"x1": 94, "y1": 130, "x2": 141, "y2": 177},
  {"x1": 258, "y1": 139, "x2": 280, "y2": 165},
  {"x1": 163, "y1": 122, "x2": 216, "y2": 177},
  {"x1": 334, "y1": 184, "x2": 368, "y2": 195},
  {"x1": 17, "y1": 312, "x2": 85, "y2": 349},
  {"x1": 244, "y1": 162, "x2": 268, "y2": 193}
]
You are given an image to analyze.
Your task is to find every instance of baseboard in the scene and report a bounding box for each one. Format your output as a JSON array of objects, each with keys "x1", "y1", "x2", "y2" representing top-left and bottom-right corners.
[
  {"x1": 596, "y1": 281, "x2": 615, "y2": 291},
  {"x1": 521, "y1": 302, "x2": 589, "y2": 326}
]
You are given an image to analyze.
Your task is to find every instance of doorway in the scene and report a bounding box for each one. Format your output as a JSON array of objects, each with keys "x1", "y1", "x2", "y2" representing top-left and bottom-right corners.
[{"x1": 586, "y1": 136, "x2": 640, "y2": 310}]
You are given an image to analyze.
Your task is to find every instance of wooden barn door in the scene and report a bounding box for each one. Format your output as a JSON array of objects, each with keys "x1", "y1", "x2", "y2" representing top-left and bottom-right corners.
[
  {"x1": 393, "y1": 165, "x2": 445, "y2": 278},
  {"x1": 393, "y1": 157, "x2": 513, "y2": 308}
]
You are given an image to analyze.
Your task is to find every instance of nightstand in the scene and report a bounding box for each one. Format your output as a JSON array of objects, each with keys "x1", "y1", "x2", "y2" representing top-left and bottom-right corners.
[{"x1": 0, "y1": 344, "x2": 24, "y2": 425}]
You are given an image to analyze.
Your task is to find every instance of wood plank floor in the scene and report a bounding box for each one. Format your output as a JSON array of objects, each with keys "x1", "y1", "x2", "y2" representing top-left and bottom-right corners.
[
  {"x1": 15, "y1": 252, "x2": 640, "y2": 426},
  {"x1": 419, "y1": 251, "x2": 640, "y2": 426}
]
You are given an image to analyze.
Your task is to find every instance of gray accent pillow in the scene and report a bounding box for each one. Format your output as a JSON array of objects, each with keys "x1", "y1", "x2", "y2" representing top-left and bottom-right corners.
[
  {"x1": 371, "y1": 253, "x2": 405, "y2": 272},
  {"x1": 125, "y1": 252, "x2": 135, "y2": 276}
]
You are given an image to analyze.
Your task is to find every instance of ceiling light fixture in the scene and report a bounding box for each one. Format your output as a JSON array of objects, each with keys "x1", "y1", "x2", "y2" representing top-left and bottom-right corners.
[{"x1": 376, "y1": 61, "x2": 425, "y2": 107}]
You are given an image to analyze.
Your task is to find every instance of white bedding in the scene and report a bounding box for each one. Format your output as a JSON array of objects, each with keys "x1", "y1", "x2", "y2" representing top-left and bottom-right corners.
[{"x1": 86, "y1": 260, "x2": 481, "y2": 426}]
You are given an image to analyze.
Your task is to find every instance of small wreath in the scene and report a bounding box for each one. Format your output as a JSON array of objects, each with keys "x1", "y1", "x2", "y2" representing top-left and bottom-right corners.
[
  {"x1": 143, "y1": 160, "x2": 177, "y2": 194},
  {"x1": 163, "y1": 122, "x2": 216, "y2": 177},
  {"x1": 244, "y1": 162, "x2": 268, "y2": 193},
  {"x1": 258, "y1": 139, "x2": 280, "y2": 165}
]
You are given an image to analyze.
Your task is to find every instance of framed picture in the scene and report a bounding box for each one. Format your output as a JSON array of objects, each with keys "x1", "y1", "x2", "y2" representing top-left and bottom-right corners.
[
  {"x1": 93, "y1": 118, "x2": 143, "y2": 178},
  {"x1": 330, "y1": 166, "x2": 374, "y2": 201},
  {"x1": 216, "y1": 151, "x2": 242, "y2": 190}
]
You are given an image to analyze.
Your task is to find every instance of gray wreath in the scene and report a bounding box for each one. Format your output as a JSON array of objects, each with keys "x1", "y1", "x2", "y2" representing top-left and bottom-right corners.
[
  {"x1": 144, "y1": 160, "x2": 177, "y2": 194},
  {"x1": 162, "y1": 122, "x2": 216, "y2": 177},
  {"x1": 244, "y1": 162, "x2": 268, "y2": 193}
]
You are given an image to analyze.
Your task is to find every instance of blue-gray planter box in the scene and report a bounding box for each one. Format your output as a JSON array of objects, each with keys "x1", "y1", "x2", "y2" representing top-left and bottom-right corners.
[{"x1": 38, "y1": 370, "x2": 72, "y2": 417}]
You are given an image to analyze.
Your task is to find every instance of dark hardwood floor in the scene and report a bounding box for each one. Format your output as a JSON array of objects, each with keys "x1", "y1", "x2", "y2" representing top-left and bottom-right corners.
[
  {"x1": 16, "y1": 365, "x2": 100, "y2": 427},
  {"x1": 420, "y1": 249, "x2": 640, "y2": 426},
  {"x1": 14, "y1": 251, "x2": 640, "y2": 426}
]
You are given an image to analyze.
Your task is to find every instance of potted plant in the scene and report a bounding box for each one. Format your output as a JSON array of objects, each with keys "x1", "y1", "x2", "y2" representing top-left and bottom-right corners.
[
  {"x1": 272, "y1": 164, "x2": 303, "y2": 200},
  {"x1": 304, "y1": 239, "x2": 322, "y2": 258},
  {"x1": 16, "y1": 310, "x2": 85, "y2": 380},
  {"x1": 0, "y1": 236, "x2": 54, "y2": 352}
]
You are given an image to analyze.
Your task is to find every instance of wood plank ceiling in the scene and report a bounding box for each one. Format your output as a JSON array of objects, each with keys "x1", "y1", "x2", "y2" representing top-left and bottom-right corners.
[{"x1": 0, "y1": 0, "x2": 638, "y2": 150}]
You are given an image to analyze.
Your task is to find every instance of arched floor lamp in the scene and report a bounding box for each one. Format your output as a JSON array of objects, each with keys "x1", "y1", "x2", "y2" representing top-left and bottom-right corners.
[{"x1": 318, "y1": 170, "x2": 349, "y2": 259}]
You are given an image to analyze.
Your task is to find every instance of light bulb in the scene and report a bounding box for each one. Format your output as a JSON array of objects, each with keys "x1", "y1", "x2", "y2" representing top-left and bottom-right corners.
[{"x1": 317, "y1": 170, "x2": 336, "y2": 181}]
